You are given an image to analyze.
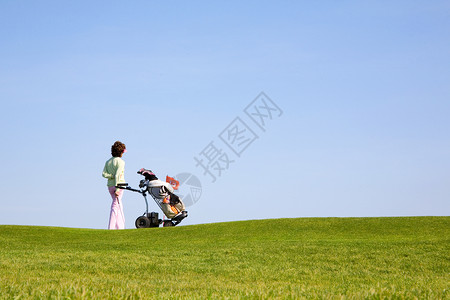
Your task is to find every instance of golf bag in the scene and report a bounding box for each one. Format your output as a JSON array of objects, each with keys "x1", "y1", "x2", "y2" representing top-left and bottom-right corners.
[
  {"x1": 116, "y1": 168, "x2": 188, "y2": 228},
  {"x1": 138, "y1": 169, "x2": 186, "y2": 219}
]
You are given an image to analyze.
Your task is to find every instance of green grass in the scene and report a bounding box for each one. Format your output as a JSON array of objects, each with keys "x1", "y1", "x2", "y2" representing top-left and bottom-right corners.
[{"x1": 0, "y1": 217, "x2": 449, "y2": 299}]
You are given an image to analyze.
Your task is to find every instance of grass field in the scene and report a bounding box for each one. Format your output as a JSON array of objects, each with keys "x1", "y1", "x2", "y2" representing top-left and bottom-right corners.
[{"x1": 0, "y1": 217, "x2": 448, "y2": 299}]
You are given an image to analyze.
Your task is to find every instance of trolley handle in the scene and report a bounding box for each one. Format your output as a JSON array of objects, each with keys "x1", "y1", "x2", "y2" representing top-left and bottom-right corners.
[{"x1": 116, "y1": 183, "x2": 143, "y2": 194}]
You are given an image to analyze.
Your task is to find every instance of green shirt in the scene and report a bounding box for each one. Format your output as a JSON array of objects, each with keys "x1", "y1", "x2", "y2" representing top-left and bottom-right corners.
[{"x1": 102, "y1": 157, "x2": 126, "y2": 187}]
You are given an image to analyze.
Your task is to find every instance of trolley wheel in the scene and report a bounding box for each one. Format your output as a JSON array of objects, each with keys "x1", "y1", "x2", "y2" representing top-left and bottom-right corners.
[
  {"x1": 135, "y1": 216, "x2": 151, "y2": 228},
  {"x1": 163, "y1": 220, "x2": 175, "y2": 227}
]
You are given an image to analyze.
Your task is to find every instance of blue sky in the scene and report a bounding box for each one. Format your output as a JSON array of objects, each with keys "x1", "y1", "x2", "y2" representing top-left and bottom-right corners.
[{"x1": 1, "y1": 1, "x2": 449, "y2": 229}]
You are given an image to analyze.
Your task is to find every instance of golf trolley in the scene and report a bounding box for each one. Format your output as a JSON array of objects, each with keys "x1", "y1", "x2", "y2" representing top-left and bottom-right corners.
[{"x1": 116, "y1": 169, "x2": 188, "y2": 228}]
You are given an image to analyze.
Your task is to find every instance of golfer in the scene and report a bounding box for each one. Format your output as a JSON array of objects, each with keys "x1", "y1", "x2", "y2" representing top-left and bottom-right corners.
[{"x1": 102, "y1": 141, "x2": 127, "y2": 229}]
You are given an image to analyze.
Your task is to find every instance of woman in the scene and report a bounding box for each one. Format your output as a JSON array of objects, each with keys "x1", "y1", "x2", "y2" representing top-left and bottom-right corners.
[{"x1": 102, "y1": 141, "x2": 127, "y2": 229}]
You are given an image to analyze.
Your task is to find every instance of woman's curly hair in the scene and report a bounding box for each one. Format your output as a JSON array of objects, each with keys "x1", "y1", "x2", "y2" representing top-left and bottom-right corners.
[{"x1": 111, "y1": 141, "x2": 126, "y2": 157}]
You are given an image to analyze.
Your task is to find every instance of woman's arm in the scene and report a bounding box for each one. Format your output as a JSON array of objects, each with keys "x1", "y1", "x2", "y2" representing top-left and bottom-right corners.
[
  {"x1": 102, "y1": 165, "x2": 113, "y2": 179},
  {"x1": 115, "y1": 159, "x2": 125, "y2": 185}
]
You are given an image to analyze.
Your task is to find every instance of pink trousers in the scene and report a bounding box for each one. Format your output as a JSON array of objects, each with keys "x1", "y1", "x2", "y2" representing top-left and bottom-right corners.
[{"x1": 108, "y1": 186, "x2": 125, "y2": 230}]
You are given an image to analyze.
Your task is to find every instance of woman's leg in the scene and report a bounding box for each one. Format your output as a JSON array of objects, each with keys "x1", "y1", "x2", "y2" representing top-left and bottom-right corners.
[{"x1": 108, "y1": 187, "x2": 125, "y2": 229}]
